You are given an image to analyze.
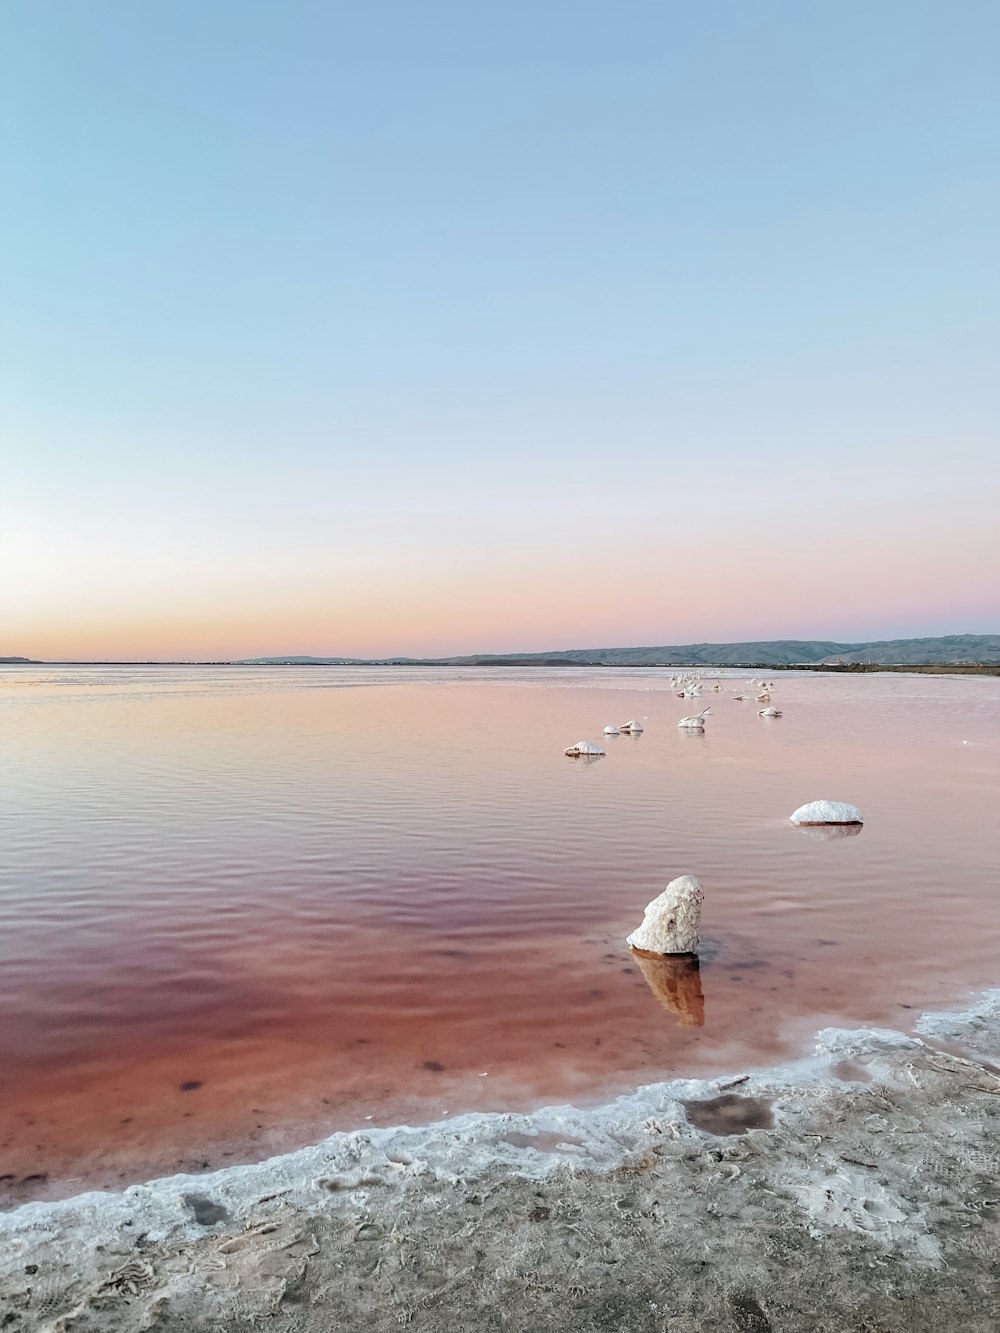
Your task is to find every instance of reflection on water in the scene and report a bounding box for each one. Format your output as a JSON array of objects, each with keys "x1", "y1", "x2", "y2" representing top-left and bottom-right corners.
[
  {"x1": 795, "y1": 823, "x2": 865, "y2": 842},
  {"x1": 631, "y1": 950, "x2": 705, "y2": 1027},
  {"x1": 1, "y1": 663, "x2": 999, "y2": 1202}
]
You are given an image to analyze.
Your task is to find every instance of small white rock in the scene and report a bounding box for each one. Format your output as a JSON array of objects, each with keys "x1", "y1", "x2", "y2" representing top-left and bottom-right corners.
[
  {"x1": 789, "y1": 800, "x2": 863, "y2": 825},
  {"x1": 619, "y1": 720, "x2": 643, "y2": 733},
  {"x1": 677, "y1": 707, "x2": 711, "y2": 729},
  {"x1": 627, "y1": 875, "x2": 704, "y2": 954},
  {"x1": 603, "y1": 725, "x2": 621, "y2": 735},
  {"x1": 564, "y1": 740, "x2": 606, "y2": 757},
  {"x1": 758, "y1": 707, "x2": 782, "y2": 717}
]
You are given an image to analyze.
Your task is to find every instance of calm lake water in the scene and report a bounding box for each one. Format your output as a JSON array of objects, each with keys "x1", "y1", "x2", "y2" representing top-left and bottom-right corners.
[{"x1": 2, "y1": 665, "x2": 998, "y2": 1203}]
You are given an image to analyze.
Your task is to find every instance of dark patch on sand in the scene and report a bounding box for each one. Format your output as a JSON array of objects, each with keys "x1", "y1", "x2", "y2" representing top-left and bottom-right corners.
[
  {"x1": 502, "y1": 1131, "x2": 585, "y2": 1152},
  {"x1": 730, "y1": 1288, "x2": 774, "y2": 1332},
  {"x1": 422, "y1": 1061, "x2": 446, "y2": 1073},
  {"x1": 182, "y1": 1193, "x2": 230, "y2": 1226},
  {"x1": 683, "y1": 1094, "x2": 774, "y2": 1135},
  {"x1": 179, "y1": 1081, "x2": 203, "y2": 1092},
  {"x1": 833, "y1": 1060, "x2": 872, "y2": 1083}
]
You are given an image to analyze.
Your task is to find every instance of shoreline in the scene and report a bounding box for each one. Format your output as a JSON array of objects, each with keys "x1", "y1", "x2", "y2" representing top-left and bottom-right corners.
[{"x1": 3, "y1": 989, "x2": 999, "y2": 1331}]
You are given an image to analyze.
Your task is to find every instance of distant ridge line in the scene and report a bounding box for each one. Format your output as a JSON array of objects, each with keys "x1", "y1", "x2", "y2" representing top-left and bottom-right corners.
[{"x1": 233, "y1": 634, "x2": 1000, "y2": 668}]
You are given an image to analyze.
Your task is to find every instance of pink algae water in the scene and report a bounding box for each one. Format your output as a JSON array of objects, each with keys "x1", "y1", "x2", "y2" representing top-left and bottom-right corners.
[{"x1": 1, "y1": 665, "x2": 998, "y2": 1204}]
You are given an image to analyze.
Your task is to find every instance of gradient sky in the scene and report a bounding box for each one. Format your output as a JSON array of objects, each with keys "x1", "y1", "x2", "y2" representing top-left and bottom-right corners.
[{"x1": 2, "y1": 1, "x2": 998, "y2": 660}]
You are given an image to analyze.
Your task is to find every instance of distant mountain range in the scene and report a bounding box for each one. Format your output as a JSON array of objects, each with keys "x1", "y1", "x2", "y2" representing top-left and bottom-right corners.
[{"x1": 236, "y1": 634, "x2": 1000, "y2": 667}]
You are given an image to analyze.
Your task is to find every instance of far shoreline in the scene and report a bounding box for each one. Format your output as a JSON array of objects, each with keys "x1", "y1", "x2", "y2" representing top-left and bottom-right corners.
[{"x1": 4, "y1": 660, "x2": 1000, "y2": 675}]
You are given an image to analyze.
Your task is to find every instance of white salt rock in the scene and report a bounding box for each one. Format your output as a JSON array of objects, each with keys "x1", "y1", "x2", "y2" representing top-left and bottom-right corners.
[
  {"x1": 677, "y1": 707, "x2": 711, "y2": 729},
  {"x1": 603, "y1": 725, "x2": 621, "y2": 735},
  {"x1": 758, "y1": 706, "x2": 782, "y2": 717},
  {"x1": 619, "y1": 720, "x2": 643, "y2": 733},
  {"x1": 789, "y1": 800, "x2": 863, "y2": 825},
  {"x1": 627, "y1": 875, "x2": 704, "y2": 954},
  {"x1": 564, "y1": 740, "x2": 606, "y2": 757}
]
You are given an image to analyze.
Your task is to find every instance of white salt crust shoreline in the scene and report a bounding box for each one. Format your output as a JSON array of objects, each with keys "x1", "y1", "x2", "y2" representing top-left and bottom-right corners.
[{"x1": 2, "y1": 990, "x2": 1000, "y2": 1331}]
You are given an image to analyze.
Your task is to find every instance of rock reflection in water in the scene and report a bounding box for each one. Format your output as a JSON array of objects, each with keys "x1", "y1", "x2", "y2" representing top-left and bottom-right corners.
[
  {"x1": 796, "y1": 823, "x2": 864, "y2": 843},
  {"x1": 630, "y1": 950, "x2": 705, "y2": 1027}
]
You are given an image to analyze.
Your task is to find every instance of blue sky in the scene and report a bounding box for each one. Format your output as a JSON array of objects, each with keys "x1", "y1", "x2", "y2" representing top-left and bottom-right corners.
[{"x1": 2, "y1": 1, "x2": 998, "y2": 658}]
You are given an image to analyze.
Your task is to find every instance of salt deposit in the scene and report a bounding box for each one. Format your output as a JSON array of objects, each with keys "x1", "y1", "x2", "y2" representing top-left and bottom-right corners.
[
  {"x1": 3, "y1": 991, "x2": 998, "y2": 1332},
  {"x1": 677, "y1": 707, "x2": 711, "y2": 729},
  {"x1": 563, "y1": 740, "x2": 605, "y2": 757},
  {"x1": 626, "y1": 875, "x2": 704, "y2": 953},
  {"x1": 789, "y1": 799, "x2": 864, "y2": 825}
]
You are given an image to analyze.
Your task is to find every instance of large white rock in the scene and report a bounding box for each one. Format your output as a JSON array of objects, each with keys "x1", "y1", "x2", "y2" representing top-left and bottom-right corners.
[
  {"x1": 564, "y1": 740, "x2": 605, "y2": 757},
  {"x1": 602, "y1": 725, "x2": 621, "y2": 735},
  {"x1": 626, "y1": 875, "x2": 704, "y2": 954},
  {"x1": 789, "y1": 800, "x2": 863, "y2": 825},
  {"x1": 619, "y1": 720, "x2": 643, "y2": 733}
]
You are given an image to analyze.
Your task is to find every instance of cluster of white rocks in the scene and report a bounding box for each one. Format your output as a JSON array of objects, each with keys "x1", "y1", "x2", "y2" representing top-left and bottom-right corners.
[
  {"x1": 569, "y1": 675, "x2": 795, "y2": 753},
  {"x1": 563, "y1": 678, "x2": 864, "y2": 957}
]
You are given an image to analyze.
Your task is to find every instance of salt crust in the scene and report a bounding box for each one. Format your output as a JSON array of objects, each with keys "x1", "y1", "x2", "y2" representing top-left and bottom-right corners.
[
  {"x1": 4, "y1": 990, "x2": 997, "y2": 1255},
  {"x1": 789, "y1": 799, "x2": 863, "y2": 825}
]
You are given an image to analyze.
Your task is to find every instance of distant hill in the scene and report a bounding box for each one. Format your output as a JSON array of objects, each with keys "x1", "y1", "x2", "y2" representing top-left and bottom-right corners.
[
  {"x1": 236, "y1": 634, "x2": 1000, "y2": 667},
  {"x1": 0, "y1": 656, "x2": 41, "y2": 664}
]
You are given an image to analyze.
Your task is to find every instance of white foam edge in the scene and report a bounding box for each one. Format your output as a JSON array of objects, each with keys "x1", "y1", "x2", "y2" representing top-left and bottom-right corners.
[{"x1": 3, "y1": 988, "x2": 999, "y2": 1251}]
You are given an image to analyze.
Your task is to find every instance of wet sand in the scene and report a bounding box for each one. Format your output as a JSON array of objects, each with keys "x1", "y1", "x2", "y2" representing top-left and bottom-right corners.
[{"x1": 2, "y1": 990, "x2": 999, "y2": 1332}]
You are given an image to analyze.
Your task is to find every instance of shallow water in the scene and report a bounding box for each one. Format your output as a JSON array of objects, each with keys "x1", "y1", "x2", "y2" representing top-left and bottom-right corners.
[{"x1": 1, "y1": 664, "x2": 998, "y2": 1203}]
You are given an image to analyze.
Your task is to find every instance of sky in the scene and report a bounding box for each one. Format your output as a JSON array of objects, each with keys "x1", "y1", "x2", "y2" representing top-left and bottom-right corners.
[{"x1": 2, "y1": 1, "x2": 998, "y2": 661}]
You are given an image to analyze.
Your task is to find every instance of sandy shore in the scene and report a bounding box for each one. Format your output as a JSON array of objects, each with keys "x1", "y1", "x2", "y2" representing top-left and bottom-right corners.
[{"x1": 2, "y1": 992, "x2": 999, "y2": 1332}]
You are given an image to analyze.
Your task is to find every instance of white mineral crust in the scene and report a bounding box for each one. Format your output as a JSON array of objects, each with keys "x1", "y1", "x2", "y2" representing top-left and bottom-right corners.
[
  {"x1": 564, "y1": 740, "x2": 606, "y2": 756},
  {"x1": 626, "y1": 875, "x2": 704, "y2": 954},
  {"x1": 789, "y1": 800, "x2": 863, "y2": 825}
]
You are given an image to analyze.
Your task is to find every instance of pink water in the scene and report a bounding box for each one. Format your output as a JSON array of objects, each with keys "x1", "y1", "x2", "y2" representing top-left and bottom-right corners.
[{"x1": 1, "y1": 665, "x2": 998, "y2": 1204}]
